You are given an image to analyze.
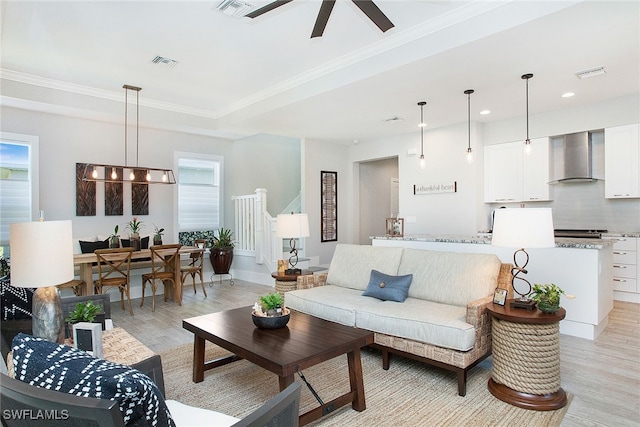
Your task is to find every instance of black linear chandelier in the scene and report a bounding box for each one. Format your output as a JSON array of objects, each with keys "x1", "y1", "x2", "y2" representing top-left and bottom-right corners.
[{"x1": 82, "y1": 85, "x2": 176, "y2": 184}]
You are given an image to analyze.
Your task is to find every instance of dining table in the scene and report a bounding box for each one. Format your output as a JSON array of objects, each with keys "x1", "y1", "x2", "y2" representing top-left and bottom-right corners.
[{"x1": 73, "y1": 246, "x2": 205, "y2": 305}]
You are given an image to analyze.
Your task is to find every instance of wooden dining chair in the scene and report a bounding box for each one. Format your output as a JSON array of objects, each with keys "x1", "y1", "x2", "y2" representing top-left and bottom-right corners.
[
  {"x1": 180, "y1": 240, "x2": 207, "y2": 298},
  {"x1": 94, "y1": 247, "x2": 135, "y2": 316},
  {"x1": 141, "y1": 244, "x2": 182, "y2": 312},
  {"x1": 56, "y1": 279, "x2": 85, "y2": 296}
]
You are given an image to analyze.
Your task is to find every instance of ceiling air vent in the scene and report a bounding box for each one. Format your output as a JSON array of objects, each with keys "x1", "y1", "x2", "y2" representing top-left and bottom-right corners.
[
  {"x1": 575, "y1": 66, "x2": 606, "y2": 79},
  {"x1": 216, "y1": 0, "x2": 254, "y2": 18},
  {"x1": 151, "y1": 55, "x2": 178, "y2": 69}
]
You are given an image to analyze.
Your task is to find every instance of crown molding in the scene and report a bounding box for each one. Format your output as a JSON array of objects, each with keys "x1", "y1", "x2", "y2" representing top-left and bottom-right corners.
[{"x1": 0, "y1": 69, "x2": 219, "y2": 119}]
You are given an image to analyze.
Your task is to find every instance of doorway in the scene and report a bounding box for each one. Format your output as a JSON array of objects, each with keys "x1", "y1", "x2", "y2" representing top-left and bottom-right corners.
[{"x1": 357, "y1": 157, "x2": 399, "y2": 244}]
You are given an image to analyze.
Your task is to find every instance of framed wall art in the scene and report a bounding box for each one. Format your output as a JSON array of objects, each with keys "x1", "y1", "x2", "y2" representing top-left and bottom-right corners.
[{"x1": 321, "y1": 171, "x2": 337, "y2": 242}]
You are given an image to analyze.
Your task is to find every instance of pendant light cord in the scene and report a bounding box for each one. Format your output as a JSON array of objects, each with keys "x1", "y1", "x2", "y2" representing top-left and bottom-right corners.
[{"x1": 522, "y1": 74, "x2": 533, "y2": 144}]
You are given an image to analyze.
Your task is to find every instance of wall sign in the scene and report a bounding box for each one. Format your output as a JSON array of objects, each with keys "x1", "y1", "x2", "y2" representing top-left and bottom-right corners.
[{"x1": 414, "y1": 182, "x2": 457, "y2": 195}]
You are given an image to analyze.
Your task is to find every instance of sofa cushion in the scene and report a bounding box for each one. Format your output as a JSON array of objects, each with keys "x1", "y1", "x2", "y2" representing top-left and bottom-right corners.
[
  {"x1": 11, "y1": 333, "x2": 174, "y2": 427},
  {"x1": 362, "y1": 270, "x2": 413, "y2": 302},
  {"x1": 355, "y1": 298, "x2": 476, "y2": 351},
  {"x1": 79, "y1": 238, "x2": 110, "y2": 254},
  {"x1": 398, "y1": 249, "x2": 502, "y2": 307},
  {"x1": 121, "y1": 236, "x2": 150, "y2": 250},
  {"x1": 327, "y1": 244, "x2": 404, "y2": 291},
  {"x1": 287, "y1": 285, "x2": 380, "y2": 327}
]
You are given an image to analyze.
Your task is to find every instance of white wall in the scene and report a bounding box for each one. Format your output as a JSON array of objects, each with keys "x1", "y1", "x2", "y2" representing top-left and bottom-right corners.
[
  {"x1": 337, "y1": 94, "x2": 640, "y2": 241},
  {"x1": 1, "y1": 106, "x2": 234, "y2": 242},
  {"x1": 303, "y1": 139, "x2": 349, "y2": 265}
]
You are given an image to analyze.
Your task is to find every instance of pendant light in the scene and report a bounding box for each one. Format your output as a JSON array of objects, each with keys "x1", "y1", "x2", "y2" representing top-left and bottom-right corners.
[
  {"x1": 418, "y1": 101, "x2": 426, "y2": 170},
  {"x1": 464, "y1": 89, "x2": 474, "y2": 163},
  {"x1": 82, "y1": 85, "x2": 176, "y2": 184},
  {"x1": 522, "y1": 73, "x2": 533, "y2": 155}
]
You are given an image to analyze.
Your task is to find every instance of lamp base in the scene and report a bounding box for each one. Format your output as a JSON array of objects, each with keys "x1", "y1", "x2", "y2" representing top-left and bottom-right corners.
[
  {"x1": 510, "y1": 298, "x2": 536, "y2": 310},
  {"x1": 284, "y1": 268, "x2": 302, "y2": 275},
  {"x1": 32, "y1": 286, "x2": 65, "y2": 343}
]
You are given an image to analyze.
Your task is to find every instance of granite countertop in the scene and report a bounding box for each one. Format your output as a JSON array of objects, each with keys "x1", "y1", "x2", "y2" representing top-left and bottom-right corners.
[
  {"x1": 370, "y1": 234, "x2": 614, "y2": 249},
  {"x1": 602, "y1": 232, "x2": 640, "y2": 238}
]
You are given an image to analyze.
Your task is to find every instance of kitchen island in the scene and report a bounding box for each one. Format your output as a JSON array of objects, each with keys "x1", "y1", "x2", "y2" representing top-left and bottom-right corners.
[{"x1": 371, "y1": 235, "x2": 614, "y2": 340}]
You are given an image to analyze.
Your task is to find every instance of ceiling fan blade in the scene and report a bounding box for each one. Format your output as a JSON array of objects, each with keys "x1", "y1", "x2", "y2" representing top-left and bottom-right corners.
[
  {"x1": 311, "y1": 0, "x2": 336, "y2": 38},
  {"x1": 245, "y1": 0, "x2": 294, "y2": 19},
  {"x1": 351, "y1": 0, "x2": 394, "y2": 32}
]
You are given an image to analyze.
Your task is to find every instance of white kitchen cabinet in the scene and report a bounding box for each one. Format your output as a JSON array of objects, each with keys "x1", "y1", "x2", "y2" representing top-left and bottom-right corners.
[
  {"x1": 522, "y1": 137, "x2": 550, "y2": 201},
  {"x1": 484, "y1": 137, "x2": 550, "y2": 203},
  {"x1": 605, "y1": 123, "x2": 640, "y2": 199},
  {"x1": 603, "y1": 236, "x2": 639, "y2": 302}
]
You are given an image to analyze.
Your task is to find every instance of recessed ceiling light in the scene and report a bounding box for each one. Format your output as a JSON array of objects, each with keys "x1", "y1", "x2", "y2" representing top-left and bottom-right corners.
[
  {"x1": 561, "y1": 92, "x2": 575, "y2": 98},
  {"x1": 479, "y1": 110, "x2": 491, "y2": 115}
]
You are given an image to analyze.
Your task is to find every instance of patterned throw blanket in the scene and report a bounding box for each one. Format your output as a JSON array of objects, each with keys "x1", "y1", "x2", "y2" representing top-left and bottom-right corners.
[{"x1": 11, "y1": 333, "x2": 175, "y2": 427}]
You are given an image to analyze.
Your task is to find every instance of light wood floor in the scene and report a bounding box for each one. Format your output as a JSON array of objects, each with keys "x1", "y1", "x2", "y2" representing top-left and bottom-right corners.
[{"x1": 110, "y1": 279, "x2": 640, "y2": 426}]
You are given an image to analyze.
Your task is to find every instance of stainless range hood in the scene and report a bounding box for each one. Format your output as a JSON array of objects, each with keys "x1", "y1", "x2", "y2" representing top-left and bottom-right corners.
[{"x1": 549, "y1": 131, "x2": 599, "y2": 184}]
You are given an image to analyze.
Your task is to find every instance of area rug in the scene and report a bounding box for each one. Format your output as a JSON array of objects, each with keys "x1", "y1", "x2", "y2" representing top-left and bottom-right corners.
[{"x1": 159, "y1": 342, "x2": 572, "y2": 426}]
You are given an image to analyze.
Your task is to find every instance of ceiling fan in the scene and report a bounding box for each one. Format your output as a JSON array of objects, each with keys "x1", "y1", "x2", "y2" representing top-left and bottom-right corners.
[{"x1": 246, "y1": 0, "x2": 394, "y2": 38}]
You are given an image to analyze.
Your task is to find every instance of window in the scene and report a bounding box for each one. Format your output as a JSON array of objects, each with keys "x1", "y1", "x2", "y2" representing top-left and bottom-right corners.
[
  {"x1": 177, "y1": 154, "x2": 223, "y2": 232},
  {"x1": 0, "y1": 133, "x2": 39, "y2": 257}
]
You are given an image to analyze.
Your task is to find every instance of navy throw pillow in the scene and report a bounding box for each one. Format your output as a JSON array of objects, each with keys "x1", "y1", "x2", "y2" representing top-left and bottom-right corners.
[
  {"x1": 362, "y1": 269, "x2": 413, "y2": 302},
  {"x1": 1, "y1": 279, "x2": 34, "y2": 320},
  {"x1": 79, "y1": 238, "x2": 110, "y2": 254},
  {"x1": 11, "y1": 333, "x2": 175, "y2": 427}
]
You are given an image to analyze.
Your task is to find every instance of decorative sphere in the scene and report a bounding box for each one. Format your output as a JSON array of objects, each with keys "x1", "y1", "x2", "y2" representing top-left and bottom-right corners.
[{"x1": 252, "y1": 310, "x2": 290, "y2": 329}]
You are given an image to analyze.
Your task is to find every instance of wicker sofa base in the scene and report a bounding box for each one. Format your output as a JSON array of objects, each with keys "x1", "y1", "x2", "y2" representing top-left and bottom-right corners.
[{"x1": 372, "y1": 332, "x2": 492, "y2": 396}]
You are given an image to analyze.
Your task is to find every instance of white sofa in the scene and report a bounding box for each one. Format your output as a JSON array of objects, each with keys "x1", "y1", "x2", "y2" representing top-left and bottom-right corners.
[{"x1": 286, "y1": 244, "x2": 512, "y2": 396}]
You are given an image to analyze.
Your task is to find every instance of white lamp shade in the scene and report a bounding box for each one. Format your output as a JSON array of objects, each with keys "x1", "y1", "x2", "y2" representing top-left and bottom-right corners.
[
  {"x1": 276, "y1": 213, "x2": 310, "y2": 239},
  {"x1": 10, "y1": 220, "x2": 74, "y2": 288},
  {"x1": 491, "y1": 208, "x2": 555, "y2": 249}
]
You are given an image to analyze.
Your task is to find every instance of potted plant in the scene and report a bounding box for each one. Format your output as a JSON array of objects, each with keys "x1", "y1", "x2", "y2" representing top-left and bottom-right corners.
[
  {"x1": 209, "y1": 227, "x2": 235, "y2": 275},
  {"x1": 529, "y1": 283, "x2": 566, "y2": 313},
  {"x1": 259, "y1": 292, "x2": 285, "y2": 316},
  {"x1": 109, "y1": 225, "x2": 120, "y2": 248},
  {"x1": 153, "y1": 224, "x2": 164, "y2": 246},
  {"x1": 64, "y1": 300, "x2": 105, "y2": 338},
  {"x1": 0, "y1": 257, "x2": 9, "y2": 280},
  {"x1": 252, "y1": 292, "x2": 290, "y2": 329},
  {"x1": 126, "y1": 217, "x2": 144, "y2": 251}
]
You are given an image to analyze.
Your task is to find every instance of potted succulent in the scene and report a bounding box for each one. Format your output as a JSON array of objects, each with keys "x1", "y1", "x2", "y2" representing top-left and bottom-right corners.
[
  {"x1": 252, "y1": 292, "x2": 290, "y2": 329},
  {"x1": 109, "y1": 225, "x2": 120, "y2": 248},
  {"x1": 210, "y1": 227, "x2": 235, "y2": 275},
  {"x1": 529, "y1": 283, "x2": 566, "y2": 313},
  {"x1": 126, "y1": 217, "x2": 144, "y2": 251},
  {"x1": 65, "y1": 300, "x2": 105, "y2": 338},
  {"x1": 153, "y1": 224, "x2": 164, "y2": 246}
]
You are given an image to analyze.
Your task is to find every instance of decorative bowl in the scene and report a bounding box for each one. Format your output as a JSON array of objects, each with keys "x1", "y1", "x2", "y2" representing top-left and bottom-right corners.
[{"x1": 252, "y1": 309, "x2": 290, "y2": 329}]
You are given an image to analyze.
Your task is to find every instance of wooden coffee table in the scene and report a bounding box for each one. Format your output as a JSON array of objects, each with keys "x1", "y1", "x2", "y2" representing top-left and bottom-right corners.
[{"x1": 183, "y1": 306, "x2": 374, "y2": 425}]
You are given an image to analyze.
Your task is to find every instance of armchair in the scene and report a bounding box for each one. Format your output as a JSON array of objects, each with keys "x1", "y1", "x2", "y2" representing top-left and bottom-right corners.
[{"x1": 1, "y1": 373, "x2": 301, "y2": 427}]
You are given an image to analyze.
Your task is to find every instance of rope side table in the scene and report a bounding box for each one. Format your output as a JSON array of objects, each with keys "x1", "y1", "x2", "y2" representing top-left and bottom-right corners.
[
  {"x1": 486, "y1": 300, "x2": 567, "y2": 411},
  {"x1": 271, "y1": 271, "x2": 311, "y2": 302}
]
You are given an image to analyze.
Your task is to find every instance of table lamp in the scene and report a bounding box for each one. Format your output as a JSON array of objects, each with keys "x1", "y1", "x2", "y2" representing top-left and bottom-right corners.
[
  {"x1": 491, "y1": 208, "x2": 555, "y2": 309},
  {"x1": 10, "y1": 220, "x2": 74, "y2": 343},
  {"x1": 276, "y1": 213, "x2": 310, "y2": 275}
]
